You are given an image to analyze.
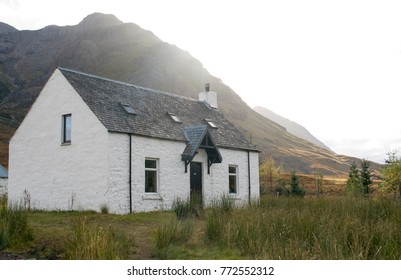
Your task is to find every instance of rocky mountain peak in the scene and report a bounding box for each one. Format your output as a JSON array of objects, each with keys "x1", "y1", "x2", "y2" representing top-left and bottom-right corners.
[{"x1": 77, "y1": 12, "x2": 123, "y2": 30}]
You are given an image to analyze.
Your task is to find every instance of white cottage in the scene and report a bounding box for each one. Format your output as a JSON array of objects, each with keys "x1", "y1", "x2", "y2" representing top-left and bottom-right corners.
[{"x1": 8, "y1": 68, "x2": 259, "y2": 214}]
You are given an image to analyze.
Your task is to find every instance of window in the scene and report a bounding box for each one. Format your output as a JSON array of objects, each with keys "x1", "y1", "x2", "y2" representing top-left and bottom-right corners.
[
  {"x1": 228, "y1": 165, "x2": 238, "y2": 194},
  {"x1": 121, "y1": 103, "x2": 136, "y2": 114},
  {"x1": 204, "y1": 118, "x2": 217, "y2": 129},
  {"x1": 145, "y1": 158, "x2": 158, "y2": 193},
  {"x1": 62, "y1": 114, "x2": 71, "y2": 144},
  {"x1": 167, "y1": 112, "x2": 182, "y2": 123}
]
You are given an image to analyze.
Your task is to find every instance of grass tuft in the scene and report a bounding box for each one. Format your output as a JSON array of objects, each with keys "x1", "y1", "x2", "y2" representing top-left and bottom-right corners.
[
  {"x1": 100, "y1": 204, "x2": 109, "y2": 214},
  {"x1": 154, "y1": 217, "x2": 194, "y2": 259},
  {"x1": 64, "y1": 216, "x2": 134, "y2": 260},
  {"x1": 0, "y1": 194, "x2": 34, "y2": 250}
]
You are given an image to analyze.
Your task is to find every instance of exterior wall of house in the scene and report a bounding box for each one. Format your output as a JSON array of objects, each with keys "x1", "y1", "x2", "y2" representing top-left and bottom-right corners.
[
  {"x1": 193, "y1": 148, "x2": 259, "y2": 207},
  {"x1": 0, "y1": 178, "x2": 7, "y2": 196},
  {"x1": 8, "y1": 69, "x2": 109, "y2": 211},
  {"x1": 130, "y1": 135, "x2": 189, "y2": 212},
  {"x1": 106, "y1": 132, "x2": 130, "y2": 214},
  {"x1": 124, "y1": 135, "x2": 259, "y2": 213}
]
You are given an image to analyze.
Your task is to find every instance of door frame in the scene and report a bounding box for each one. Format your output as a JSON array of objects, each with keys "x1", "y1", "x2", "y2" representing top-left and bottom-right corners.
[{"x1": 190, "y1": 162, "x2": 203, "y2": 203}]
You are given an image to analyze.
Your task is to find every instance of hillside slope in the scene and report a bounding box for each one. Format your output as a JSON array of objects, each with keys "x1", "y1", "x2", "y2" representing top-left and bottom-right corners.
[
  {"x1": 0, "y1": 13, "x2": 377, "y2": 174},
  {"x1": 253, "y1": 106, "x2": 332, "y2": 151}
]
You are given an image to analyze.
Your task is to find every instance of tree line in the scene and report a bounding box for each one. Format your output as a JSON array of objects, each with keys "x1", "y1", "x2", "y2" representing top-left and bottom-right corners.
[{"x1": 259, "y1": 151, "x2": 401, "y2": 198}]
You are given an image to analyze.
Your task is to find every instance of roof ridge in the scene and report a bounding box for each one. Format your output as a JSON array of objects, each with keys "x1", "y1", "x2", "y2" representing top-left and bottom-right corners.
[{"x1": 58, "y1": 67, "x2": 200, "y2": 102}]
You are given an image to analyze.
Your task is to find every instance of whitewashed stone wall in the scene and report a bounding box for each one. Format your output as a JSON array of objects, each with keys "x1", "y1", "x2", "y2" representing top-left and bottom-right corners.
[
  {"x1": 0, "y1": 178, "x2": 7, "y2": 196},
  {"x1": 130, "y1": 136, "x2": 189, "y2": 212},
  {"x1": 106, "y1": 132, "x2": 130, "y2": 214},
  {"x1": 193, "y1": 148, "x2": 259, "y2": 207},
  {"x1": 8, "y1": 69, "x2": 109, "y2": 212},
  {"x1": 126, "y1": 135, "x2": 260, "y2": 213}
]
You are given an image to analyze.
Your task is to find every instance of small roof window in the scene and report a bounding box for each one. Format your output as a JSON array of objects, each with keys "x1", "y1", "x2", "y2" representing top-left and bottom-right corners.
[
  {"x1": 204, "y1": 118, "x2": 217, "y2": 129},
  {"x1": 167, "y1": 112, "x2": 182, "y2": 123},
  {"x1": 121, "y1": 103, "x2": 136, "y2": 115}
]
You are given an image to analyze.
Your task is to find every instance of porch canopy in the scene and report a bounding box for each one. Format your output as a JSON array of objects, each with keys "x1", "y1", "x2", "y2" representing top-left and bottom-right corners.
[{"x1": 181, "y1": 125, "x2": 222, "y2": 174}]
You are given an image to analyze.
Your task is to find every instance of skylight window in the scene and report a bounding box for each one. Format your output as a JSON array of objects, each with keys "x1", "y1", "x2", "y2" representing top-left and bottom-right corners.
[
  {"x1": 204, "y1": 119, "x2": 217, "y2": 129},
  {"x1": 121, "y1": 103, "x2": 136, "y2": 115},
  {"x1": 167, "y1": 112, "x2": 182, "y2": 123}
]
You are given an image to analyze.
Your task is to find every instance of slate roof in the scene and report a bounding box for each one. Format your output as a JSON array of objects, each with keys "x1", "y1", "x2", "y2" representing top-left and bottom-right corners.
[
  {"x1": 0, "y1": 164, "x2": 7, "y2": 178},
  {"x1": 182, "y1": 125, "x2": 222, "y2": 162},
  {"x1": 58, "y1": 68, "x2": 257, "y2": 152}
]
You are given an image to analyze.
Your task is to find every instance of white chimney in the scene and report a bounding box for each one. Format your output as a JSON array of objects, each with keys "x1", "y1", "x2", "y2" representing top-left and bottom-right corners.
[{"x1": 199, "y1": 83, "x2": 218, "y2": 109}]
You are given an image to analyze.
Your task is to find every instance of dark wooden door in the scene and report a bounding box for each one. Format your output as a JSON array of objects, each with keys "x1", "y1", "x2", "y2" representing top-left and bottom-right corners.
[{"x1": 190, "y1": 162, "x2": 202, "y2": 202}]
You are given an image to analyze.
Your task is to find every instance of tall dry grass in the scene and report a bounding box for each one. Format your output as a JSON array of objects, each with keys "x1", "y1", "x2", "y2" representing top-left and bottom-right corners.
[
  {"x1": 0, "y1": 194, "x2": 34, "y2": 250},
  {"x1": 154, "y1": 217, "x2": 194, "y2": 259},
  {"x1": 64, "y1": 216, "x2": 134, "y2": 259},
  {"x1": 205, "y1": 196, "x2": 401, "y2": 259}
]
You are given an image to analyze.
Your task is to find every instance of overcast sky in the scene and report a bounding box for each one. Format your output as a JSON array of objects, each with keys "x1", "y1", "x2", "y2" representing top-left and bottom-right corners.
[{"x1": 2, "y1": 0, "x2": 401, "y2": 163}]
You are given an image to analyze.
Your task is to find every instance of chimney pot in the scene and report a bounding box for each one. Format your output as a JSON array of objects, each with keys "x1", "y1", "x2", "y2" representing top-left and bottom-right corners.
[{"x1": 199, "y1": 83, "x2": 217, "y2": 109}]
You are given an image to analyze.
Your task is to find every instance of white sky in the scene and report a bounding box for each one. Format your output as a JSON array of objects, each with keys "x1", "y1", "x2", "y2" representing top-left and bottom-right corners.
[{"x1": 2, "y1": 0, "x2": 401, "y2": 163}]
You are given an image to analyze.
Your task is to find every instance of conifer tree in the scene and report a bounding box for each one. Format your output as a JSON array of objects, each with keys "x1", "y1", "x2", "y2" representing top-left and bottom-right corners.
[
  {"x1": 360, "y1": 159, "x2": 373, "y2": 195},
  {"x1": 290, "y1": 171, "x2": 305, "y2": 197},
  {"x1": 346, "y1": 162, "x2": 363, "y2": 195}
]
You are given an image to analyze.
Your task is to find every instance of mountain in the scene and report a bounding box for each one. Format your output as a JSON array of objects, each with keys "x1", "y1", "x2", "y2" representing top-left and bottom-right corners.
[
  {"x1": 253, "y1": 106, "x2": 332, "y2": 151},
  {"x1": 0, "y1": 22, "x2": 17, "y2": 34},
  {"x1": 0, "y1": 13, "x2": 380, "y2": 174}
]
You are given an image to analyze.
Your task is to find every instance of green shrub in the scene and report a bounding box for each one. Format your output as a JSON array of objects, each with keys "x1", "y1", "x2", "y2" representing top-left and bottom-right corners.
[
  {"x1": 274, "y1": 179, "x2": 290, "y2": 196},
  {"x1": 64, "y1": 216, "x2": 133, "y2": 259},
  {"x1": 100, "y1": 204, "x2": 109, "y2": 214},
  {"x1": 172, "y1": 197, "x2": 192, "y2": 220},
  {"x1": 172, "y1": 195, "x2": 204, "y2": 219}
]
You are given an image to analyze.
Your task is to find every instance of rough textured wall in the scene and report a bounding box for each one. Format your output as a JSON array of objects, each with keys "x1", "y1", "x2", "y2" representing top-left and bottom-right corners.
[
  {"x1": 106, "y1": 133, "x2": 130, "y2": 214},
  {"x1": 196, "y1": 148, "x2": 260, "y2": 207},
  {"x1": 8, "y1": 70, "x2": 109, "y2": 211},
  {"x1": 130, "y1": 136, "x2": 189, "y2": 212},
  {"x1": 0, "y1": 178, "x2": 7, "y2": 196},
  {"x1": 128, "y1": 135, "x2": 260, "y2": 212}
]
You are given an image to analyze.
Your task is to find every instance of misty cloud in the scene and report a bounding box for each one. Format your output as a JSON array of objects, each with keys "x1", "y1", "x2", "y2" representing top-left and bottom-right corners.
[
  {"x1": 324, "y1": 137, "x2": 401, "y2": 164},
  {"x1": 0, "y1": 0, "x2": 20, "y2": 10}
]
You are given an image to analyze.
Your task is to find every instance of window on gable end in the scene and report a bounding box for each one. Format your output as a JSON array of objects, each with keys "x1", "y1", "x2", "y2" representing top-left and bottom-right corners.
[
  {"x1": 121, "y1": 103, "x2": 136, "y2": 115},
  {"x1": 62, "y1": 114, "x2": 71, "y2": 144},
  {"x1": 167, "y1": 112, "x2": 182, "y2": 123}
]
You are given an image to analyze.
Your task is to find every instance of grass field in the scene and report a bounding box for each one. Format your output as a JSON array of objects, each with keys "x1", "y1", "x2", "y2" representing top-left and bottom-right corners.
[{"x1": 2, "y1": 193, "x2": 401, "y2": 260}]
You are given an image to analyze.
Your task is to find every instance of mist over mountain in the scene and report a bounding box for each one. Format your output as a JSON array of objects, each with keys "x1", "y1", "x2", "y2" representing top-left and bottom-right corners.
[
  {"x1": 0, "y1": 13, "x2": 379, "y2": 174},
  {"x1": 253, "y1": 106, "x2": 333, "y2": 151}
]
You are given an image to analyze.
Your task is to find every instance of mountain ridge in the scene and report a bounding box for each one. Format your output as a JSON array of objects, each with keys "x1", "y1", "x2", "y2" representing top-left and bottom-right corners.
[
  {"x1": 0, "y1": 13, "x2": 381, "y2": 174},
  {"x1": 253, "y1": 106, "x2": 333, "y2": 151}
]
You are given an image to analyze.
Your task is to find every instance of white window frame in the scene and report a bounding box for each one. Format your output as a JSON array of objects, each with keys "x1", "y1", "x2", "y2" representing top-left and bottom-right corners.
[
  {"x1": 204, "y1": 118, "x2": 218, "y2": 129},
  {"x1": 62, "y1": 114, "x2": 71, "y2": 144},
  {"x1": 167, "y1": 112, "x2": 182, "y2": 123},
  {"x1": 145, "y1": 158, "x2": 159, "y2": 193},
  {"x1": 228, "y1": 165, "x2": 238, "y2": 194}
]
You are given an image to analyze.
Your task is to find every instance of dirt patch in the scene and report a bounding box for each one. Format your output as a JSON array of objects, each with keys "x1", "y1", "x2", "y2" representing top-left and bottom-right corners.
[{"x1": 0, "y1": 252, "x2": 28, "y2": 260}]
